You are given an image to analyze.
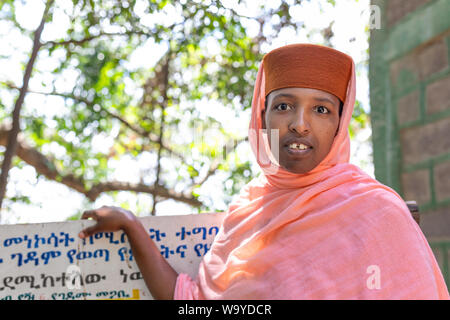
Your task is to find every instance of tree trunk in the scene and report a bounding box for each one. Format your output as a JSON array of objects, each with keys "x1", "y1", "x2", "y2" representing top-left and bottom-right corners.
[{"x1": 0, "y1": 0, "x2": 53, "y2": 215}]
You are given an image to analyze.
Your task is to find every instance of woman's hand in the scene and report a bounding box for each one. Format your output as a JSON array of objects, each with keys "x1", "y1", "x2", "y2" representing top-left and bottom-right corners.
[
  {"x1": 78, "y1": 205, "x2": 178, "y2": 299},
  {"x1": 78, "y1": 205, "x2": 138, "y2": 239}
]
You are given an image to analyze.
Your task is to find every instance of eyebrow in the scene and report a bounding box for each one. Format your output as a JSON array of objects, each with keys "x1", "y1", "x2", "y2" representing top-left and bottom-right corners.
[
  {"x1": 313, "y1": 97, "x2": 337, "y2": 105},
  {"x1": 271, "y1": 93, "x2": 337, "y2": 106}
]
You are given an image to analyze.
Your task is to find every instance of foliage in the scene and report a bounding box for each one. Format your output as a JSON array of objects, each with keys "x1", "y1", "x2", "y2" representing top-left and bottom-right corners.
[{"x1": 0, "y1": 0, "x2": 370, "y2": 219}]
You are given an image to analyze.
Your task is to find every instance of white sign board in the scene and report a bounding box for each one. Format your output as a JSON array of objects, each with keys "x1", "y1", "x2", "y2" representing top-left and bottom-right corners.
[{"x1": 0, "y1": 213, "x2": 225, "y2": 300}]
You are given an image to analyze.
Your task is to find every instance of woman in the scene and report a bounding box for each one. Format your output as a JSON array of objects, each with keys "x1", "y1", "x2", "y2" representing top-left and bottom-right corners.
[{"x1": 79, "y1": 44, "x2": 449, "y2": 299}]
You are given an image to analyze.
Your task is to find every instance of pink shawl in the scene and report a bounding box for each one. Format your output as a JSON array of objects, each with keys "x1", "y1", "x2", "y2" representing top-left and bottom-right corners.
[{"x1": 173, "y1": 53, "x2": 449, "y2": 300}]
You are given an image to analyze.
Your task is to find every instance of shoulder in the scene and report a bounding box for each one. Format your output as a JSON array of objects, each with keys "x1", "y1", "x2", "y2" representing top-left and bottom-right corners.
[
  {"x1": 354, "y1": 181, "x2": 415, "y2": 229},
  {"x1": 345, "y1": 182, "x2": 425, "y2": 254},
  {"x1": 327, "y1": 168, "x2": 420, "y2": 240},
  {"x1": 337, "y1": 164, "x2": 411, "y2": 217}
]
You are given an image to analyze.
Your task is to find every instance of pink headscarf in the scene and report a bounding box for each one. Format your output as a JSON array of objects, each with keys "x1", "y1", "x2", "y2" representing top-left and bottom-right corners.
[{"x1": 174, "y1": 45, "x2": 449, "y2": 299}]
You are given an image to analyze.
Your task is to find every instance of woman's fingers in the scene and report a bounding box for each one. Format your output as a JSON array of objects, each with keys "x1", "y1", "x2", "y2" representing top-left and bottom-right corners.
[
  {"x1": 79, "y1": 209, "x2": 100, "y2": 238},
  {"x1": 78, "y1": 225, "x2": 99, "y2": 239},
  {"x1": 81, "y1": 209, "x2": 97, "y2": 220},
  {"x1": 78, "y1": 206, "x2": 125, "y2": 239}
]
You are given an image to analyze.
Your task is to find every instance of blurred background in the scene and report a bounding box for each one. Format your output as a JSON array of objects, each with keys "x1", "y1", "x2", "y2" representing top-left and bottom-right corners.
[
  {"x1": 1, "y1": 0, "x2": 449, "y2": 287},
  {"x1": 0, "y1": 0, "x2": 373, "y2": 223}
]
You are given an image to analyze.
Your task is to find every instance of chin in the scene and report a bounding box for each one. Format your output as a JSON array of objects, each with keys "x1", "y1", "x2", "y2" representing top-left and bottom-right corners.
[{"x1": 281, "y1": 163, "x2": 315, "y2": 174}]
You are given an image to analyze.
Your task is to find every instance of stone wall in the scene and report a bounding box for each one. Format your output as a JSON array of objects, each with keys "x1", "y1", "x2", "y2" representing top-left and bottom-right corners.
[
  {"x1": 386, "y1": 0, "x2": 433, "y2": 27},
  {"x1": 370, "y1": 0, "x2": 450, "y2": 286}
]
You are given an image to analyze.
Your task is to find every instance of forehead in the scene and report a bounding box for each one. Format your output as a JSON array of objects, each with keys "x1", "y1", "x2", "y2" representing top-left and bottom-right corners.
[{"x1": 267, "y1": 87, "x2": 340, "y2": 105}]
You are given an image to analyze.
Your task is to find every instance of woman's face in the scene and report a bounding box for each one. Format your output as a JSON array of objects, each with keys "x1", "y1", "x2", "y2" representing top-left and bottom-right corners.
[{"x1": 262, "y1": 87, "x2": 341, "y2": 174}]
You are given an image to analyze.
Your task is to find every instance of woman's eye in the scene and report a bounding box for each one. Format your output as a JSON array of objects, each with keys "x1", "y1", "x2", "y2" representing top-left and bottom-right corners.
[
  {"x1": 315, "y1": 106, "x2": 329, "y2": 114},
  {"x1": 275, "y1": 103, "x2": 290, "y2": 111}
]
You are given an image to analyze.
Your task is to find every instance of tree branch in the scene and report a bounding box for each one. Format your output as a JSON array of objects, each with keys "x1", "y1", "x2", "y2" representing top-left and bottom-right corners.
[
  {"x1": 189, "y1": 136, "x2": 248, "y2": 189},
  {"x1": 150, "y1": 53, "x2": 171, "y2": 215},
  {"x1": 2, "y1": 83, "x2": 186, "y2": 161},
  {"x1": 0, "y1": 0, "x2": 54, "y2": 213},
  {"x1": 0, "y1": 126, "x2": 202, "y2": 208},
  {"x1": 41, "y1": 21, "x2": 184, "y2": 48}
]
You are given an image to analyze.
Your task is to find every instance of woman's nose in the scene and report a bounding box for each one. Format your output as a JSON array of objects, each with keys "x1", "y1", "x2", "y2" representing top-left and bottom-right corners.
[{"x1": 288, "y1": 109, "x2": 311, "y2": 135}]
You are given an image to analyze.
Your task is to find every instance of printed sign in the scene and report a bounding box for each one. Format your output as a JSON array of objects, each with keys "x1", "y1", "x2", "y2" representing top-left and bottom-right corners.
[{"x1": 0, "y1": 212, "x2": 225, "y2": 300}]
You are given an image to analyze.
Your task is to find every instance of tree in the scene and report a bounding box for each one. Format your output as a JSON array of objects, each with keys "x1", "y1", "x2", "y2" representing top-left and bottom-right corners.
[{"x1": 0, "y1": 0, "x2": 370, "y2": 221}]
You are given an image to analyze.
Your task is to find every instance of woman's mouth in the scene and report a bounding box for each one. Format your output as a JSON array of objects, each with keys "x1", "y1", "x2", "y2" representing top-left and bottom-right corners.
[{"x1": 285, "y1": 143, "x2": 313, "y2": 157}]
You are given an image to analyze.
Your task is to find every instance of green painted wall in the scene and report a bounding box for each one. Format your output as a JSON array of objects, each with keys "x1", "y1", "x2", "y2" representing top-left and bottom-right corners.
[{"x1": 369, "y1": 0, "x2": 450, "y2": 288}]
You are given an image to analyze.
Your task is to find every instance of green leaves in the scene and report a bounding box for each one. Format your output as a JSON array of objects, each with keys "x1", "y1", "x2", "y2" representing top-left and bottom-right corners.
[
  {"x1": 1, "y1": 0, "x2": 370, "y2": 216},
  {"x1": 349, "y1": 100, "x2": 369, "y2": 139}
]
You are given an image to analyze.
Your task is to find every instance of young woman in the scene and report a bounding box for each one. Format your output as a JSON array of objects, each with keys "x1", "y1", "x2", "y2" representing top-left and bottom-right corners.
[{"x1": 79, "y1": 44, "x2": 449, "y2": 299}]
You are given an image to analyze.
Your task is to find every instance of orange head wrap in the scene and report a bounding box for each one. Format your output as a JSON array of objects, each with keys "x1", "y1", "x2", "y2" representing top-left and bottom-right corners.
[{"x1": 262, "y1": 43, "x2": 353, "y2": 102}]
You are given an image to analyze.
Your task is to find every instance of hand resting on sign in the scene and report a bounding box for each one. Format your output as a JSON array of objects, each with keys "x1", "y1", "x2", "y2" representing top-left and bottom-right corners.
[
  {"x1": 78, "y1": 205, "x2": 178, "y2": 300},
  {"x1": 78, "y1": 205, "x2": 138, "y2": 238}
]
